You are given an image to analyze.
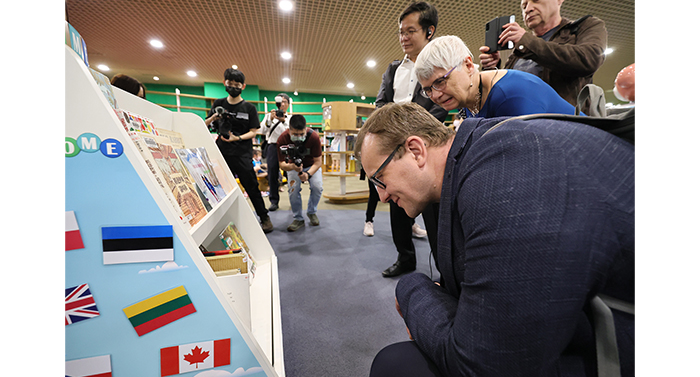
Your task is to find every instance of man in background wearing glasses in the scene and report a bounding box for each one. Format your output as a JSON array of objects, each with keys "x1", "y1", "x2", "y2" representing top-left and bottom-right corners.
[{"x1": 371, "y1": 1, "x2": 447, "y2": 278}]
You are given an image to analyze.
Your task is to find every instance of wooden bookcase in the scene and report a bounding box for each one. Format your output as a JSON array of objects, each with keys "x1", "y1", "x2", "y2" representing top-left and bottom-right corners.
[
  {"x1": 65, "y1": 45, "x2": 284, "y2": 376},
  {"x1": 321, "y1": 102, "x2": 374, "y2": 204}
]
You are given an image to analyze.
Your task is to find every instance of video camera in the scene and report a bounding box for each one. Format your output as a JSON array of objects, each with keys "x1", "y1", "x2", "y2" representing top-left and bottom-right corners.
[
  {"x1": 212, "y1": 106, "x2": 233, "y2": 136},
  {"x1": 279, "y1": 144, "x2": 305, "y2": 167}
]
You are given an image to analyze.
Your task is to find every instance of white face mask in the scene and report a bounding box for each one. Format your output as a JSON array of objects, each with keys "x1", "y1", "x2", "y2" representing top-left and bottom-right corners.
[{"x1": 290, "y1": 133, "x2": 306, "y2": 143}]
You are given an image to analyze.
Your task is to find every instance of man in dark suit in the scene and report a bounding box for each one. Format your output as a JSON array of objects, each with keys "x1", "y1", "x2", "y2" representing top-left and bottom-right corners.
[
  {"x1": 373, "y1": 1, "x2": 447, "y2": 278},
  {"x1": 357, "y1": 102, "x2": 634, "y2": 377}
]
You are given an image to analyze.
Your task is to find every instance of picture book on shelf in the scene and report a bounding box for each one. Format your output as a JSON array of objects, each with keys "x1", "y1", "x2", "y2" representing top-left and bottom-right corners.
[
  {"x1": 89, "y1": 68, "x2": 118, "y2": 110},
  {"x1": 118, "y1": 109, "x2": 159, "y2": 136},
  {"x1": 176, "y1": 147, "x2": 227, "y2": 208},
  {"x1": 218, "y1": 222, "x2": 256, "y2": 278},
  {"x1": 141, "y1": 135, "x2": 208, "y2": 226},
  {"x1": 129, "y1": 132, "x2": 189, "y2": 226},
  {"x1": 157, "y1": 129, "x2": 186, "y2": 149}
]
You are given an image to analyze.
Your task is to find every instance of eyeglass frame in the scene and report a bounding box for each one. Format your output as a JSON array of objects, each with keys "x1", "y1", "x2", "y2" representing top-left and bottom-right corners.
[
  {"x1": 420, "y1": 65, "x2": 458, "y2": 98},
  {"x1": 368, "y1": 144, "x2": 404, "y2": 190},
  {"x1": 395, "y1": 27, "x2": 423, "y2": 39}
]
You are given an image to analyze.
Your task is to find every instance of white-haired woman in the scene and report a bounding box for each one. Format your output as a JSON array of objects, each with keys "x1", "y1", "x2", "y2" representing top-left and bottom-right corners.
[{"x1": 415, "y1": 35, "x2": 578, "y2": 118}]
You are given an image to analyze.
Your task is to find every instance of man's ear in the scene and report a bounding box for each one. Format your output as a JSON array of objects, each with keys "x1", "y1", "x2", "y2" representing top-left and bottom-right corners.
[{"x1": 405, "y1": 136, "x2": 428, "y2": 168}]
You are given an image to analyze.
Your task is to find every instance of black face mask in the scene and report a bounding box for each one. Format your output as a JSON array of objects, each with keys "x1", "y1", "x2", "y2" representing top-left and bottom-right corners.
[{"x1": 225, "y1": 86, "x2": 242, "y2": 98}]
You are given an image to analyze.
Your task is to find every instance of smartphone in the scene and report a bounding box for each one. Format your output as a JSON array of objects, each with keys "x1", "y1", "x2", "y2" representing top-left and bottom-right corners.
[{"x1": 484, "y1": 15, "x2": 516, "y2": 54}]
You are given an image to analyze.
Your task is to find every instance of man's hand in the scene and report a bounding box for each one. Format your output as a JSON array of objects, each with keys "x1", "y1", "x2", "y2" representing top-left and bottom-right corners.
[
  {"x1": 220, "y1": 132, "x2": 237, "y2": 142},
  {"x1": 478, "y1": 46, "x2": 501, "y2": 70},
  {"x1": 479, "y1": 22, "x2": 526, "y2": 69},
  {"x1": 498, "y1": 22, "x2": 526, "y2": 47},
  {"x1": 299, "y1": 171, "x2": 309, "y2": 183},
  {"x1": 395, "y1": 297, "x2": 414, "y2": 340}
]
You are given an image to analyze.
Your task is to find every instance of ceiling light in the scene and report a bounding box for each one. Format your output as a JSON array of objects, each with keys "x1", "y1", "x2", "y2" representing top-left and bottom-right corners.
[
  {"x1": 232, "y1": 65, "x2": 238, "y2": 69},
  {"x1": 281, "y1": 51, "x2": 292, "y2": 60},
  {"x1": 150, "y1": 39, "x2": 164, "y2": 48},
  {"x1": 97, "y1": 64, "x2": 110, "y2": 71},
  {"x1": 153, "y1": 76, "x2": 160, "y2": 81},
  {"x1": 282, "y1": 77, "x2": 291, "y2": 84},
  {"x1": 604, "y1": 48, "x2": 614, "y2": 55},
  {"x1": 279, "y1": 0, "x2": 293, "y2": 11},
  {"x1": 187, "y1": 70, "x2": 197, "y2": 77},
  {"x1": 367, "y1": 60, "x2": 376, "y2": 67},
  {"x1": 347, "y1": 83, "x2": 355, "y2": 89},
  {"x1": 361, "y1": 95, "x2": 366, "y2": 100}
]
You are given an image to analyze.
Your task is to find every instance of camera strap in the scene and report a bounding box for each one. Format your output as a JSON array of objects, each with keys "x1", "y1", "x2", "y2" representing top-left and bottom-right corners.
[{"x1": 267, "y1": 119, "x2": 282, "y2": 141}]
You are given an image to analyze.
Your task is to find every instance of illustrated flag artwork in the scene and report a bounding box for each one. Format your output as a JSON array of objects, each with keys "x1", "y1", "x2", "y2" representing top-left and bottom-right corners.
[
  {"x1": 102, "y1": 225, "x2": 174, "y2": 265},
  {"x1": 160, "y1": 338, "x2": 231, "y2": 376},
  {"x1": 66, "y1": 283, "x2": 100, "y2": 326},
  {"x1": 65, "y1": 354, "x2": 112, "y2": 377},
  {"x1": 66, "y1": 211, "x2": 84, "y2": 251},
  {"x1": 123, "y1": 285, "x2": 196, "y2": 336}
]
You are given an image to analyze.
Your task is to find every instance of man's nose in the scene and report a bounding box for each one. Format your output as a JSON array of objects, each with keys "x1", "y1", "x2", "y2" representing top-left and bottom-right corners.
[{"x1": 377, "y1": 187, "x2": 391, "y2": 203}]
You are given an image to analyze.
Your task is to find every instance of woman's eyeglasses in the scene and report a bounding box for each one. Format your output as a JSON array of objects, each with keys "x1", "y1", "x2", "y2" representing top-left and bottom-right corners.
[{"x1": 420, "y1": 65, "x2": 458, "y2": 98}]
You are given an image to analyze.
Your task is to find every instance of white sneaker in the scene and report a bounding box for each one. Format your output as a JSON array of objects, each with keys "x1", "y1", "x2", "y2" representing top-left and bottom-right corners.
[
  {"x1": 412, "y1": 223, "x2": 427, "y2": 238},
  {"x1": 363, "y1": 221, "x2": 374, "y2": 237}
]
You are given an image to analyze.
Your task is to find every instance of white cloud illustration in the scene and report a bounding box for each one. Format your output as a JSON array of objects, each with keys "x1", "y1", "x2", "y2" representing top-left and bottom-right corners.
[
  {"x1": 138, "y1": 261, "x2": 188, "y2": 274},
  {"x1": 193, "y1": 367, "x2": 264, "y2": 377}
]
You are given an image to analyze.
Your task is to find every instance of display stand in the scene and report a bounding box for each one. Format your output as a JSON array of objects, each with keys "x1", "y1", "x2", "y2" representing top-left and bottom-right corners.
[
  {"x1": 65, "y1": 45, "x2": 284, "y2": 377},
  {"x1": 321, "y1": 102, "x2": 374, "y2": 204}
]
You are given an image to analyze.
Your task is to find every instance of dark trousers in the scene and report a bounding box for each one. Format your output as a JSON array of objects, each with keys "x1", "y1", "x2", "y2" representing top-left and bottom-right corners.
[
  {"x1": 366, "y1": 177, "x2": 379, "y2": 222},
  {"x1": 369, "y1": 341, "x2": 443, "y2": 377},
  {"x1": 222, "y1": 153, "x2": 268, "y2": 221},
  {"x1": 390, "y1": 200, "x2": 416, "y2": 267},
  {"x1": 265, "y1": 143, "x2": 280, "y2": 205}
]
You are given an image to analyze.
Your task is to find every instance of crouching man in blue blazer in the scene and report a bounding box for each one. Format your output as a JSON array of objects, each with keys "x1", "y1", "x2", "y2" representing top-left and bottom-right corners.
[{"x1": 356, "y1": 102, "x2": 634, "y2": 377}]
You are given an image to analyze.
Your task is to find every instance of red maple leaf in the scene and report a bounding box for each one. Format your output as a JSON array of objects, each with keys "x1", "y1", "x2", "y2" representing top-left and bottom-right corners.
[{"x1": 183, "y1": 346, "x2": 210, "y2": 368}]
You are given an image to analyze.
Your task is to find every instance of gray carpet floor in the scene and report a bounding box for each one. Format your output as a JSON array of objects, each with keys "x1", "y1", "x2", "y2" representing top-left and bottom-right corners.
[{"x1": 264, "y1": 207, "x2": 439, "y2": 377}]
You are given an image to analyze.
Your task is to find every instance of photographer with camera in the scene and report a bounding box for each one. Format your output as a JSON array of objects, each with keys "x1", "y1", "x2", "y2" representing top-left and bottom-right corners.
[
  {"x1": 276, "y1": 115, "x2": 323, "y2": 232},
  {"x1": 259, "y1": 93, "x2": 291, "y2": 212},
  {"x1": 205, "y1": 68, "x2": 273, "y2": 233}
]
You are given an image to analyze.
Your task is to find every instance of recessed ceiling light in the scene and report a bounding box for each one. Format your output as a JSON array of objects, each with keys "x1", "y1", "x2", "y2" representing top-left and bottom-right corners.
[
  {"x1": 187, "y1": 70, "x2": 197, "y2": 77},
  {"x1": 347, "y1": 83, "x2": 355, "y2": 89},
  {"x1": 97, "y1": 64, "x2": 110, "y2": 71},
  {"x1": 279, "y1": 0, "x2": 293, "y2": 11},
  {"x1": 282, "y1": 77, "x2": 291, "y2": 84},
  {"x1": 153, "y1": 76, "x2": 160, "y2": 81},
  {"x1": 604, "y1": 48, "x2": 614, "y2": 55},
  {"x1": 367, "y1": 60, "x2": 376, "y2": 67},
  {"x1": 281, "y1": 51, "x2": 292, "y2": 60},
  {"x1": 150, "y1": 39, "x2": 164, "y2": 48},
  {"x1": 232, "y1": 64, "x2": 238, "y2": 69}
]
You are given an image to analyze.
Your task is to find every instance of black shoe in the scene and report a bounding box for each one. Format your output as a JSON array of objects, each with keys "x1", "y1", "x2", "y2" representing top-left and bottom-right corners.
[
  {"x1": 382, "y1": 261, "x2": 416, "y2": 278},
  {"x1": 269, "y1": 203, "x2": 278, "y2": 211}
]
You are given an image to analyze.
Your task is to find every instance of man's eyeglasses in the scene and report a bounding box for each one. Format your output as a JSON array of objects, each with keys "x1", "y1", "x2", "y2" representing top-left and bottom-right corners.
[
  {"x1": 420, "y1": 65, "x2": 458, "y2": 98},
  {"x1": 396, "y1": 28, "x2": 423, "y2": 38},
  {"x1": 369, "y1": 144, "x2": 403, "y2": 190}
]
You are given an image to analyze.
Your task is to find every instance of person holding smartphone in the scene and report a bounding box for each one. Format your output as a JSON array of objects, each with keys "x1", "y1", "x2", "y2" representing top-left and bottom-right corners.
[{"x1": 478, "y1": 0, "x2": 607, "y2": 114}]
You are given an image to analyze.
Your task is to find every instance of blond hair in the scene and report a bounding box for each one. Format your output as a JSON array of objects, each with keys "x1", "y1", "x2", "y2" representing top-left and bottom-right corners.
[{"x1": 355, "y1": 102, "x2": 454, "y2": 162}]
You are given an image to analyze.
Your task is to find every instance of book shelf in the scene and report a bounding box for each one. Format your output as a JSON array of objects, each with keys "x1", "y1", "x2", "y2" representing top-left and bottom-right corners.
[
  {"x1": 321, "y1": 102, "x2": 374, "y2": 204},
  {"x1": 65, "y1": 45, "x2": 284, "y2": 376}
]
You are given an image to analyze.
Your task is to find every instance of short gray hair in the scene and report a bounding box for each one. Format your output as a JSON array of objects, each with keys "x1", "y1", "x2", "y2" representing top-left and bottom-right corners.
[{"x1": 415, "y1": 35, "x2": 474, "y2": 82}]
